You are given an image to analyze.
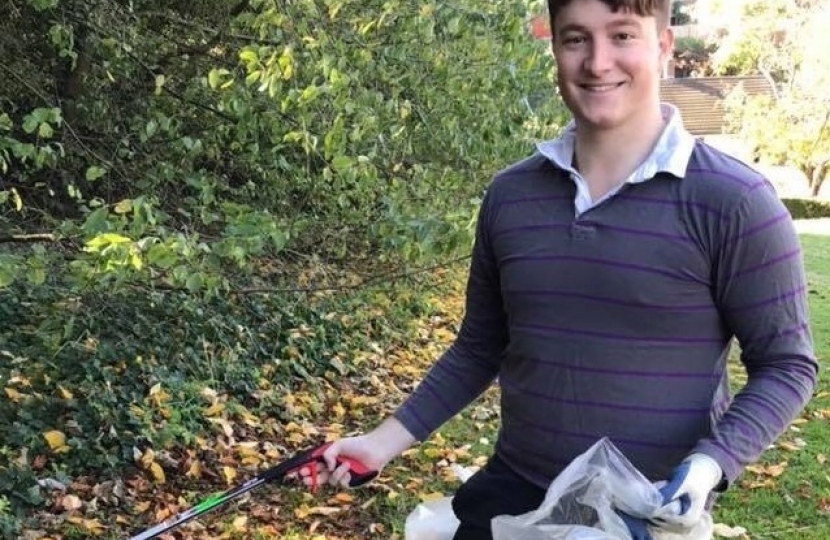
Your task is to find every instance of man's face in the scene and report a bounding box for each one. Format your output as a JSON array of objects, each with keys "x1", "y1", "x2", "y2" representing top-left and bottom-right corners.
[{"x1": 551, "y1": 0, "x2": 673, "y2": 133}]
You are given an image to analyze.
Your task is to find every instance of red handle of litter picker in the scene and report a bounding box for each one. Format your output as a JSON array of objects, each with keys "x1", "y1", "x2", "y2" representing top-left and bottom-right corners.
[{"x1": 285, "y1": 441, "x2": 378, "y2": 487}]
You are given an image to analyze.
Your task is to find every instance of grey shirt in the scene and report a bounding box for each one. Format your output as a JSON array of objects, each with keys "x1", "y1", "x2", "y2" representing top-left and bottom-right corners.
[{"x1": 393, "y1": 137, "x2": 817, "y2": 488}]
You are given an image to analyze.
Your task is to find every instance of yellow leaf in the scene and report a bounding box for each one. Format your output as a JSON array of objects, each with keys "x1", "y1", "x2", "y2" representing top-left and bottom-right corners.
[
  {"x1": 331, "y1": 492, "x2": 354, "y2": 504},
  {"x1": 58, "y1": 385, "x2": 74, "y2": 399},
  {"x1": 134, "y1": 501, "x2": 151, "y2": 513},
  {"x1": 186, "y1": 460, "x2": 202, "y2": 479},
  {"x1": 149, "y1": 383, "x2": 162, "y2": 395},
  {"x1": 43, "y1": 430, "x2": 66, "y2": 450},
  {"x1": 204, "y1": 402, "x2": 225, "y2": 417},
  {"x1": 222, "y1": 466, "x2": 237, "y2": 485},
  {"x1": 4, "y1": 387, "x2": 23, "y2": 402},
  {"x1": 149, "y1": 462, "x2": 165, "y2": 484},
  {"x1": 306, "y1": 506, "x2": 341, "y2": 516},
  {"x1": 418, "y1": 492, "x2": 445, "y2": 503},
  {"x1": 66, "y1": 517, "x2": 106, "y2": 535},
  {"x1": 140, "y1": 449, "x2": 156, "y2": 469},
  {"x1": 232, "y1": 516, "x2": 248, "y2": 531}
]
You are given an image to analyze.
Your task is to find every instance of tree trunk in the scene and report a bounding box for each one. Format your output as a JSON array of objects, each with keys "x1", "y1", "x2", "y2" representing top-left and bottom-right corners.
[{"x1": 810, "y1": 162, "x2": 829, "y2": 198}]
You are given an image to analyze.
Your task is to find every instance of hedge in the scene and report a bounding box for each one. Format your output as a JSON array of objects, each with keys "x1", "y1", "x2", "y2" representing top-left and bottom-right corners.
[{"x1": 781, "y1": 198, "x2": 830, "y2": 219}]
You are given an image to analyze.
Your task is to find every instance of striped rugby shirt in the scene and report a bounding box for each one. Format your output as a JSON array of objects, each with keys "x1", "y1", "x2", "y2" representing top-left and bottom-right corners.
[{"x1": 393, "y1": 112, "x2": 818, "y2": 488}]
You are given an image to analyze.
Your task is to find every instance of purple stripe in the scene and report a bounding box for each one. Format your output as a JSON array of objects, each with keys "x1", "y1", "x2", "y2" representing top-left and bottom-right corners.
[
  {"x1": 505, "y1": 409, "x2": 691, "y2": 450},
  {"x1": 686, "y1": 167, "x2": 755, "y2": 188},
  {"x1": 507, "y1": 288, "x2": 716, "y2": 312},
  {"x1": 760, "y1": 368, "x2": 815, "y2": 404},
  {"x1": 492, "y1": 223, "x2": 571, "y2": 239},
  {"x1": 516, "y1": 322, "x2": 724, "y2": 344},
  {"x1": 737, "y1": 393, "x2": 787, "y2": 429},
  {"x1": 527, "y1": 355, "x2": 723, "y2": 379},
  {"x1": 742, "y1": 322, "x2": 810, "y2": 346},
  {"x1": 420, "y1": 378, "x2": 459, "y2": 418},
  {"x1": 498, "y1": 195, "x2": 571, "y2": 209},
  {"x1": 434, "y1": 358, "x2": 491, "y2": 396},
  {"x1": 499, "y1": 374, "x2": 710, "y2": 415},
  {"x1": 726, "y1": 286, "x2": 806, "y2": 313},
  {"x1": 731, "y1": 249, "x2": 801, "y2": 278},
  {"x1": 615, "y1": 193, "x2": 727, "y2": 218},
  {"x1": 501, "y1": 255, "x2": 704, "y2": 283},
  {"x1": 709, "y1": 439, "x2": 741, "y2": 468},
  {"x1": 733, "y1": 211, "x2": 790, "y2": 241},
  {"x1": 582, "y1": 221, "x2": 696, "y2": 244},
  {"x1": 402, "y1": 407, "x2": 432, "y2": 437},
  {"x1": 498, "y1": 431, "x2": 571, "y2": 467}
]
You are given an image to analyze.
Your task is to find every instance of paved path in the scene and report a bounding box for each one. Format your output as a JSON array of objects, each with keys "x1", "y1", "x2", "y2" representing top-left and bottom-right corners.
[{"x1": 794, "y1": 219, "x2": 830, "y2": 236}]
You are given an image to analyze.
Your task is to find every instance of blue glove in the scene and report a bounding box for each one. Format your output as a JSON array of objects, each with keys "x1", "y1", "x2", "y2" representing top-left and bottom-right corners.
[
  {"x1": 652, "y1": 453, "x2": 723, "y2": 530},
  {"x1": 616, "y1": 510, "x2": 653, "y2": 540}
]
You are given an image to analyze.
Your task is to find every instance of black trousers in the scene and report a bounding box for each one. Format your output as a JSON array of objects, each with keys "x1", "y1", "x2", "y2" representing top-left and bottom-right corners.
[{"x1": 451, "y1": 454, "x2": 546, "y2": 540}]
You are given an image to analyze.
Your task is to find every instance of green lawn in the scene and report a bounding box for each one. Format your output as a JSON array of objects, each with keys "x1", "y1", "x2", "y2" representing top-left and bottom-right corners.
[{"x1": 713, "y1": 234, "x2": 830, "y2": 540}]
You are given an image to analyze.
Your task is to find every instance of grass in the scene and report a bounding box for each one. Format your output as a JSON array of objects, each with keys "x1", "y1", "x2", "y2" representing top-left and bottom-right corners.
[{"x1": 712, "y1": 234, "x2": 830, "y2": 540}]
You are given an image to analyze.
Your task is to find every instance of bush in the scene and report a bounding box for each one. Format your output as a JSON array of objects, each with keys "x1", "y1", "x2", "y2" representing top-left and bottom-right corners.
[{"x1": 781, "y1": 198, "x2": 830, "y2": 219}]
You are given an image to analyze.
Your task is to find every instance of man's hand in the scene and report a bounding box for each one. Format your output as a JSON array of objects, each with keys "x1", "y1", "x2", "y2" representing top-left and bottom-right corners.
[
  {"x1": 294, "y1": 417, "x2": 416, "y2": 489},
  {"x1": 653, "y1": 453, "x2": 723, "y2": 530}
]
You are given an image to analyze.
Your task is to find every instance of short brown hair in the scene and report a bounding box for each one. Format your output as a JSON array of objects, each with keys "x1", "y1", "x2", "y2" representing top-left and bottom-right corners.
[{"x1": 547, "y1": 0, "x2": 672, "y2": 32}]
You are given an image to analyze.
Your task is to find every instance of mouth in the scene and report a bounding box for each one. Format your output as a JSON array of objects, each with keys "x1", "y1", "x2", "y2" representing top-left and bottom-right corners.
[{"x1": 578, "y1": 82, "x2": 625, "y2": 93}]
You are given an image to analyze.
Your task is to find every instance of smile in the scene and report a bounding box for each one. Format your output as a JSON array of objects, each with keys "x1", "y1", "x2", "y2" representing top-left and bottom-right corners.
[{"x1": 579, "y1": 82, "x2": 625, "y2": 92}]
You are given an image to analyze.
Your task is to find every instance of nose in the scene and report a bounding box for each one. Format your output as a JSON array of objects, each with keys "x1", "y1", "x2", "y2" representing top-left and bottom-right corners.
[{"x1": 584, "y1": 39, "x2": 613, "y2": 75}]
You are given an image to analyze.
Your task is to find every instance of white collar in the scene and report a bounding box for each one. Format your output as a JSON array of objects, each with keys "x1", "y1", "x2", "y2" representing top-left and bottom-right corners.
[{"x1": 536, "y1": 103, "x2": 696, "y2": 183}]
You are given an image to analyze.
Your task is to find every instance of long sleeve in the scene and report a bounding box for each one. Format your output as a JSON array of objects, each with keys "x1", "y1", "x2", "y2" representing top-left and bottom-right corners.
[
  {"x1": 692, "y1": 181, "x2": 819, "y2": 484},
  {"x1": 393, "y1": 189, "x2": 507, "y2": 441}
]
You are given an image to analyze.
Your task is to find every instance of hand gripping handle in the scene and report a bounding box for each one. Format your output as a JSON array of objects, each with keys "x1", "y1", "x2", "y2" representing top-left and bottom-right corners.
[{"x1": 282, "y1": 441, "x2": 378, "y2": 488}]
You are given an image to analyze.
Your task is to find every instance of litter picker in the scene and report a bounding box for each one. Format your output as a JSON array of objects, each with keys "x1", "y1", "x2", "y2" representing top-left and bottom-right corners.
[{"x1": 127, "y1": 441, "x2": 377, "y2": 540}]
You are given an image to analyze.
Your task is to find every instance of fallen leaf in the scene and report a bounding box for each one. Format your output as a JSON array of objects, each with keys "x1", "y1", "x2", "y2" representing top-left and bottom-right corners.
[
  {"x1": 712, "y1": 522, "x2": 748, "y2": 538},
  {"x1": 149, "y1": 462, "x2": 165, "y2": 484},
  {"x1": 232, "y1": 515, "x2": 248, "y2": 531},
  {"x1": 204, "y1": 402, "x2": 225, "y2": 416},
  {"x1": 5, "y1": 387, "x2": 24, "y2": 402},
  {"x1": 61, "y1": 494, "x2": 83, "y2": 511},
  {"x1": 186, "y1": 459, "x2": 202, "y2": 479},
  {"x1": 418, "y1": 492, "x2": 446, "y2": 503},
  {"x1": 331, "y1": 492, "x2": 354, "y2": 504},
  {"x1": 58, "y1": 385, "x2": 74, "y2": 399},
  {"x1": 222, "y1": 466, "x2": 237, "y2": 485},
  {"x1": 818, "y1": 454, "x2": 827, "y2": 465},
  {"x1": 66, "y1": 517, "x2": 106, "y2": 536},
  {"x1": 43, "y1": 430, "x2": 70, "y2": 453}
]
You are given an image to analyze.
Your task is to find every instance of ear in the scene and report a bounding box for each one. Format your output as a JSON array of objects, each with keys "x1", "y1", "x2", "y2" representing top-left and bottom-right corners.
[{"x1": 658, "y1": 25, "x2": 675, "y2": 63}]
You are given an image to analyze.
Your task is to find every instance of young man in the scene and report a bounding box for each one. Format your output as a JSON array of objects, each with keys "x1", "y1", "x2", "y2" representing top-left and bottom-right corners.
[{"x1": 300, "y1": 1, "x2": 818, "y2": 538}]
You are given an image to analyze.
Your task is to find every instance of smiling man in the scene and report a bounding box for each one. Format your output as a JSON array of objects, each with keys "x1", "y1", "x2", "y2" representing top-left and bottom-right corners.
[{"x1": 298, "y1": 1, "x2": 818, "y2": 539}]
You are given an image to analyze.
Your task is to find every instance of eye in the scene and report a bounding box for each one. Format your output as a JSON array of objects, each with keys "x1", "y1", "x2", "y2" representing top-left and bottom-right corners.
[
  {"x1": 614, "y1": 32, "x2": 635, "y2": 41},
  {"x1": 562, "y1": 35, "x2": 586, "y2": 46}
]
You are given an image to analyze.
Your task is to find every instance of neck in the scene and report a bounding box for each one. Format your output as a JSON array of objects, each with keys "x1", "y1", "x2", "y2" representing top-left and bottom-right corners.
[{"x1": 573, "y1": 105, "x2": 666, "y2": 196}]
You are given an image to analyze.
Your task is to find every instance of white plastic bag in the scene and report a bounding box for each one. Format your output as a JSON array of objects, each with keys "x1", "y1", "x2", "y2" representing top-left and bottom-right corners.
[
  {"x1": 405, "y1": 496, "x2": 460, "y2": 540},
  {"x1": 492, "y1": 438, "x2": 713, "y2": 540},
  {"x1": 405, "y1": 464, "x2": 475, "y2": 540}
]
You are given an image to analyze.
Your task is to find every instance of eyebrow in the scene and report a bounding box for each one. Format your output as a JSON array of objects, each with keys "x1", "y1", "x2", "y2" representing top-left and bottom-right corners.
[{"x1": 556, "y1": 18, "x2": 644, "y2": 35}]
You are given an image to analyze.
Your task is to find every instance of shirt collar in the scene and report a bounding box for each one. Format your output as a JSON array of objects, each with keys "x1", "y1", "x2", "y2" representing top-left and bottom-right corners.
[{"x1": 536, "y1": 103, "x2": 696, "y2": 183}]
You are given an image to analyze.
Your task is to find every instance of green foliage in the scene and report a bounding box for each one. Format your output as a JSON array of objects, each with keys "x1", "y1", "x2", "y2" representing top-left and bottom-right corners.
[
  {"x1": 781, "y1": 198, "x2": 830, "y2": 220},
  {"x1": 0, "y1": 0, "x2": 565, "y2": 294},
  {"x1": 0, "y1": 0, "x2": 566, "y2": 534},
  {"x1": 718, "y1": 2, "x2": 830, "y2": 196}
]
